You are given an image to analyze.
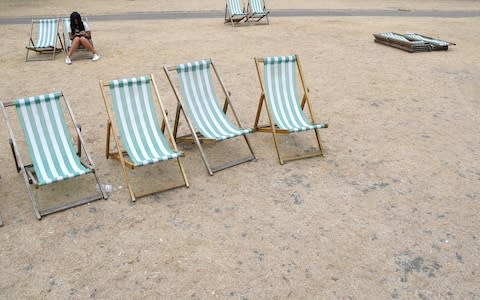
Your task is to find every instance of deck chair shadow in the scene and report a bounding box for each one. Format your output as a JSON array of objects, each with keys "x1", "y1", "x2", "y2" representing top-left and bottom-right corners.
[
  {"x1": 225, "y1": 0, "x2": 248, "y2": 26},
  {"x1": 62, "y1": 16, "x2": 92, "y2": 60},
  {"x1": 246, "y1": 0, "x2": 270, "y2": 24},
  {"x1": 100, "y1": 75, "x2": 189, "y2": 202},
  {"x1": 253, "y1": 55, "x2": 328, "y2": 164},
  {"x1": 25, "y1": 18, "x2": 64, "y2": 61},
  {"x1": 0, "y1": 92, "x2": 107, "y2": 220},
  {"x1": 164, "y1": 59, "x2": 256, "y2": 175}
]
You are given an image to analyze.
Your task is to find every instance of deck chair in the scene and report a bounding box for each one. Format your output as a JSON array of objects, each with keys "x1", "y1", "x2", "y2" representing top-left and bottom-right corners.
[
  {"x1": 246, "y1": 0, "x2": 270, "y2": 24},
  {"x1": 100, "y1": 75, "x2": 189, "y2": 202},
  {"x1": 0, "y1": 92, "x2": 107, "y2": 220},
  {"x1": 402, "y1": 32, "x2": 455, "y2": 50},
  {"x1": 25, "y1": 18, "x2": 64, "y2": 61},
  {"x1": 164, "y1": 59, "x2": 256, "y2": 175},
  {"x1": 225, "y1": 0, "x2": 248, "y2": 26},
  {"x1": 253, "y1": 55, "x2": 328, "y2": 164},
  {"x1": 373, "y1": 32, "x2": 431, "y2": 52},
  {"x1": 62, "y1": 17, "x2": 91, "y2": 60}
]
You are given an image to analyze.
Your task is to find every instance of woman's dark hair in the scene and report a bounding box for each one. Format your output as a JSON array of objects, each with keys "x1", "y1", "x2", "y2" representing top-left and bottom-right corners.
[{"x1": 70, "y1": 11, "x2": 85, "y2": 32}]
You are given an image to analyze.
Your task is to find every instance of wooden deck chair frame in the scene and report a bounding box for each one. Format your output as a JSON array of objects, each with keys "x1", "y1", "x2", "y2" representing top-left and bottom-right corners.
[
  {"x1": 164, "y1": 59, "x2": 256, "y2": 175},
  {"x1": 62, "y1": 16, "x2": 92, "y2": 60},
  {"x1": 0, "y1": 92, "x2": 107, "y2": 220},
  {"x1": 225, "y1": 0, "x2": 249, "y2": 27},
  {"x1": 253, "y1": 54, "x2": 328, "y2": 165},
  {"x1": 100, "y1": 74, "x2": 189, "y2": 202},
  {"x1": 246, "y1": 0, "x2": 270, "y2": 24},
  {"x1": 25, "y1": 18, "x2": 64, "y2": 62}
]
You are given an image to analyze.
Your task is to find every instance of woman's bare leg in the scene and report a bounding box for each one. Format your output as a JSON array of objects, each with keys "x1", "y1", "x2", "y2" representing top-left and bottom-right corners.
[
  {"x1": 67, "y1": 37, "x2": 81, "y2": 57},
  {"x1": 79, "y1": 37, "x2": 96, "y2": 54}
]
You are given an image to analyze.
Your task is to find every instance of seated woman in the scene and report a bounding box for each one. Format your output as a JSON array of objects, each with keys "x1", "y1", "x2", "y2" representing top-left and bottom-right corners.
[{"x1": 65, "y1": 11, "x2": 100, "y2": 64}]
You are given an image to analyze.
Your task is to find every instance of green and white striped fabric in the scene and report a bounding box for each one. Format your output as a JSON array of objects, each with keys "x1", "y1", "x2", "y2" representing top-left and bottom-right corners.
[
  {"x1": 15, "y1": 92, "x2": 90, "y2": 186},
  {"x1": 227, "y1": 0, "x2": 246, "y2": 16},
  {"x1": 263, "y1": 56, "x2": 327, "y2": 132},
  {"x1": 379, "y1": 32, "x2": 410, "y2": 43},
  {"x1": 249, "y1": 0, "x2": 265, "y2": 13},
  {"x1": 176, "y1": 60, "x2": 252, "y2": 141},
  {"x1": 35, "y1": 19, "x2": 58, "y2": 48},
  {"x1": 403, "y1": 33, "x2": 449, "y2": 47},
  {"x1": 108, "y1": 76, "x2": 181, "y2": 167},
  {"x1": 62, "y1": 18, "x2": 72, "y2": 49}
]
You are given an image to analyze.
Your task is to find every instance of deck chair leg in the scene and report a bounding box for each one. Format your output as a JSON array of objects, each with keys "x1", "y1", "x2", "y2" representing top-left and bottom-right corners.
[
  {"x1": 178, "y1": 106, "x2": 214, "y2": 175},
  {"x1": 119, "y1": 154, "x2": 136, "y2": 201},
  {"x1": 253, "y1": 94, "x2": 265, "y2": 130},
  {"x1": 2, "y1": 102, "x2": 42, "y2": 219},
  {"x1": 313, "y1": 128, "x2": 325, "y2": 156},
  {"x1": 105, "y1": 121, "x2": 112, "y2": 159},
  {"x1": 176, "y1": 158, "x2": 190, "y2": 187},
  {"x1": 252, "y1": 93, "x2": 283, "y2": 163},
  {"x1": 243, "y1": 134, "x2": 257, "y2": 160},
  {"x1": 223, "y1": 96, "x2": 229, "y2": 114},
  {"x1": 24, "y1": 179, "x2": 42, "y2": 219},
  {"x1": 193, "y1": 133, "x2": 214, "y2": 176},
  {"x1": 173, "y1": 103, "x2": 182, "y2": 139},
  {"x1": 264, "y1": 100, "x2": 284, "y2": 164},
  {"x1": 301, "y1": 94, "x2": 307, "y2": 110},
  {"x1": 271, "y1": 130, "x2": 284, "y2": 165}
]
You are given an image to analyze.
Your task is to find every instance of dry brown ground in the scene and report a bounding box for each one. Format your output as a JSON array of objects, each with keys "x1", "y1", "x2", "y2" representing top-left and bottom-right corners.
[{"x1": 0, "y1": 1, "x2": 479, "y2": 299}]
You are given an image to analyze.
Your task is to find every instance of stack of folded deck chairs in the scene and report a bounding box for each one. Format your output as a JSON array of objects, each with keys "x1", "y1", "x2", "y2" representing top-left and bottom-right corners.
[{"x1": 373, "y1": 32, "x2": 455, "y2": 52}]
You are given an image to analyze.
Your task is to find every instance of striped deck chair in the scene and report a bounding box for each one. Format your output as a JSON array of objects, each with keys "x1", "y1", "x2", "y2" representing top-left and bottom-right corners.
[
  {"x1": 373, "y1": 32, "x2": 430, "y2": 52},
  {"x1": 62, "y1": 17, "x2": 91, "y2": 59},
  {"x1": 253, "y1": 55, "x2": 328, "y2": 164},
  {"x1": 403, "y1": 32, "x2": 455, "y2": 51},
  {"x1": 164, "y1": 59, "x2": 256, "y2": 175},
  {"x1": 0, "y1": 92, "x2": 107, "y2": 220},
  {"x1": 100, "y1": 75, "x2": 189, "y2": 201},
  {"x1": 225, "y1": 0, "x2": 248, "y2": 26},
  {"x1": 246, "y1": 0, "x2": 270, "y2": 24},
  {"x1": 25, "y1": 18, "x2": 64, "y2": 61}
]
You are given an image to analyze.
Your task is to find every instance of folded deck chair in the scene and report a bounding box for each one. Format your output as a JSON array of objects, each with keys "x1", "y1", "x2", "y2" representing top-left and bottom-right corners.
[
  {"x1": 164, "y1": 59, "x2": 256, "y2": 175},
  {"x1": 373, "y1": 32, "x2": 431, "y2": 52},
  {"x1": 403, "y1": 32, "x2": 455, "y2": 51},
  {"x1": 62, "y1": 17, "x2": 91, "y2": 60},
  {"x1": 246, "y1": 0, "x2": 270, "y2": 24},
  {"x1": 0, "y1": 92, "x2": 107, "y2": 220},
  {"x1": 253, "y1": 55, "x2": 328, "y2": 164},
  {"x1": 100, "y1": 75, "x2": 189, "y2": 201},
  {"x1": 225, "y1": 0, "x2": 249, "y2": 26},
  {"x1": 25, "y1": 18, "x2": 64, "y2": 61}
]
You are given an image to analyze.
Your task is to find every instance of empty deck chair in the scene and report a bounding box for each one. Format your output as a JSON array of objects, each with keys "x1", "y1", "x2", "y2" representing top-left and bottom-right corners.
[
  {"x1": 374, "y1": 32, "x2": 455, "y2": 52},
  {"x1": 164, "y1": 59, "x2": 256, "y2": 175},
  {"x1": 373, "y1": 32, "x2": 430, "y2": 52},
  {"x1": 62, "y1": 17, "x2": 91, "y2": 59},
  {"x1": 246, "y1": 0, "x2": 270, "y2": 24},
  {"x1": 402, "y1": 32, "x2": 455, "y2": 50},
  {"x1": 100, "y1": 75, "x2": 189, "y2": 201},
  {"x1": 25, "y1": 18, "x2": 63, "y2": 61},
  {"x1": 253, "y1": 55, "x2": 328, "y2": 164},
  {"x1": 0, "y1": 92, "x2": 107, "y2": 220},
  {"x1": 225, "y1": 0, "x2": 248, "y2": 26}
]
